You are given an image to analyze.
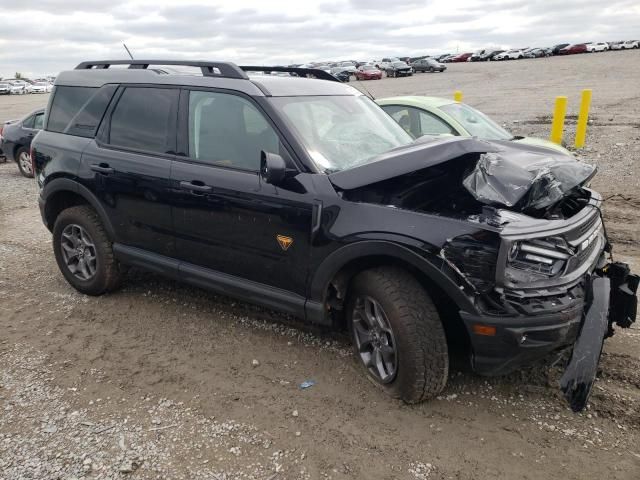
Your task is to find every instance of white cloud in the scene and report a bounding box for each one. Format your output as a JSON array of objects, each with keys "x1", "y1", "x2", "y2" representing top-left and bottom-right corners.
[{"x1": 0, "y1": 0, "x2": 638, "y2": 78}]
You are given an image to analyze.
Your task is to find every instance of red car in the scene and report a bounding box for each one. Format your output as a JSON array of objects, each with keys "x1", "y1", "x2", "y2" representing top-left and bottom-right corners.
[
  {"x1": 559, "y1": 43, "x2": 587, "y2": 55},
  {"x1": 355, "y1": 65, "x2": 383, "y2": 80},
  {"x1": 451, "y1": 52, "x2": 473, "y2": 62}
]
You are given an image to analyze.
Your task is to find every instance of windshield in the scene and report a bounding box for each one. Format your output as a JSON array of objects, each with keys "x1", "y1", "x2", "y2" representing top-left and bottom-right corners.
[
  {"x1": 362, "y1": 65, "x2": 376, "y2": 71},
  {"x1": 439, "y1": 102, "x2": 512, "y2": 141},
  {"x1": 270, "y1": 95, "x2": 413, "y2": 172}
]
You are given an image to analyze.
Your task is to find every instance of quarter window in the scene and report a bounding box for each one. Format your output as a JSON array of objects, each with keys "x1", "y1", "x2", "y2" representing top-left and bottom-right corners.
[
  {"x1": 109, "y1": 87, "x2": 177, "y2": 154},
  {"x1": 47, "y1": 86, "x2": 95, "y2": 133},
  {"x1": 188, "y1": 91, "x2": 279, "y2": 170}
]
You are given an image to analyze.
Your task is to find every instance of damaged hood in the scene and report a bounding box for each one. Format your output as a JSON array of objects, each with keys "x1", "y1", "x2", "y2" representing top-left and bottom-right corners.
[
  {"x1": 328, "y1": 137, "x2": 498, "y2": 190},
  {"x1": 329, "y1": 136, "x2": 596, "y2": 212},
  {"x1": 463, "y1": 141, "x2": 596, "y2": 211}
]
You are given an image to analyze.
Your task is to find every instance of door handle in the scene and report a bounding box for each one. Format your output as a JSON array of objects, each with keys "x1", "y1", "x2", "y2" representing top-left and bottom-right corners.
[
  {"x1": 179, "y1": 181, "x2": 212, "y2": 192},
  {"x1": 90, "y1": 163, "x2": 114, "y2": 174}
]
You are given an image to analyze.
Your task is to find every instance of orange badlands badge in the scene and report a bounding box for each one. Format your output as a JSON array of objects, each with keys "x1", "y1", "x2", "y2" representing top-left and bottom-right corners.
[{"x1": 276, "y1": 235, "x2": 293, "y2": 251}]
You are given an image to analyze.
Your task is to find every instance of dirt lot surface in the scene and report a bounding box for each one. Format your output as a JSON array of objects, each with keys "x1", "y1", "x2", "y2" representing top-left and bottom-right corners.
[{"x1": 1, "y1": 51, "x2": 639, "y2": 479}]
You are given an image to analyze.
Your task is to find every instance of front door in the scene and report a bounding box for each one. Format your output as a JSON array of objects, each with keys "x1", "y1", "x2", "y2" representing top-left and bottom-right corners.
[{"x1": 170, "y1": 89, "x2": 314, "y2": 296}]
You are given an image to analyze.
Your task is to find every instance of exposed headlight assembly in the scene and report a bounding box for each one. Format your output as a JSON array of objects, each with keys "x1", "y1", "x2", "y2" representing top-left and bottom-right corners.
[{"x1": 507, "y1": 236, "x2": 573, "y2": 278}]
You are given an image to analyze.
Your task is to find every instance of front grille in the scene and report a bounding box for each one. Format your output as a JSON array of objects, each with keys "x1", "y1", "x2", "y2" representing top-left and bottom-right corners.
[
  {"x1": 566, "y1": 236, "x2": 599, "y2": 273},
  {"x1": 564, "y1": 210, "x2": 600, "y2": 243},
  {"x1": 504, "y1": 282, "x2": 585, "y2": 315}
]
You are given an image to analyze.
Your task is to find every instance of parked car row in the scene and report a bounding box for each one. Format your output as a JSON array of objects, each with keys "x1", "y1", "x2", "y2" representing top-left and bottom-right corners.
[
  {"x1": 0, "y1": 78, "x2": 53, "y2": 95},
  {"x1": 434, "y1": 39, "x2": 639, "y2": 63}
]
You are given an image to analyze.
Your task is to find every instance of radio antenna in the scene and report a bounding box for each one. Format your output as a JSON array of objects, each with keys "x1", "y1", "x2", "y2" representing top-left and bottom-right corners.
[{"x1": 123, "y1": 43, "x2": 134, "y2": 60}]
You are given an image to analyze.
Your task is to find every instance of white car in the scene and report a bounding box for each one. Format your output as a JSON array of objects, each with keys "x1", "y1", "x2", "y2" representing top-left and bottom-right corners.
[
  {"x1": 8, "y1": 81, "x2": 26, "y2": 94},
  {"x1": 31, "y1": 82, "x2": 52, "y2": 93},
  {"x1": 587, "y1": 42, "x2": 609, "y2": 52},
  {"x1": 494, "y1": 49, "x2": 525, "y2": 60},
  {"x1": 374, "y1": 57, "x2": 400, "y2": 70},
  {"x1": 622, "y1": 40, "x2": 639, "y2": 49},
  {"x1": 609, "y1": 41, "x2": 624, "y2": 50}
]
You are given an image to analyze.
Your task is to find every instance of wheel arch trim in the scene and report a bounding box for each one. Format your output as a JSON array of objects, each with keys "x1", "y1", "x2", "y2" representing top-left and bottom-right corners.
[
  {"x1": 40, "y1": 178, "x2": 116, "y2": 240},
  {"x1": 309, "y1": 240, "x2": 477, "y2": 314}
]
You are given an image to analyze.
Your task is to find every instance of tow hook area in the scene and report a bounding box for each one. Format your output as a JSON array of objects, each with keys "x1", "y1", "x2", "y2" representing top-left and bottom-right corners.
[{"x1": 560, "y1": 262, "x2": 639, "y2": 412}]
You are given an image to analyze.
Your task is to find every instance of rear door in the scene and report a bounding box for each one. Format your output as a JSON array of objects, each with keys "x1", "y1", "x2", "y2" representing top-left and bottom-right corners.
[
  {"x1": 170, "y1": 88, "x2": 315, "y2": 295},
  {"x1": 79, "y1": 85, "x2": 178, "y2": 257}
]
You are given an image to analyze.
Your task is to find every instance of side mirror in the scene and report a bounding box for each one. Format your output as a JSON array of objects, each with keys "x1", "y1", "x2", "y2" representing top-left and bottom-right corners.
[{"x1": 260, "y1": 151, "x2": 287, "y2": 185}]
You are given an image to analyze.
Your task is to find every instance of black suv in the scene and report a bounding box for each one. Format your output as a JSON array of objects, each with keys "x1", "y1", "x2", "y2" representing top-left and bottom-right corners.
[{"x1": 32, "y1": 60, "x2": 637, "y2": 411}]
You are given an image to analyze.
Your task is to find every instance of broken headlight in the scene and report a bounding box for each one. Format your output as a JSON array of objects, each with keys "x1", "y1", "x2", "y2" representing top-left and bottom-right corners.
[
  {"x1": 506, "y1": 236, "x2": 573, "y2": 279},
  {"x1": 442, "y1": 233, "x2": 500, "y2": 293}
]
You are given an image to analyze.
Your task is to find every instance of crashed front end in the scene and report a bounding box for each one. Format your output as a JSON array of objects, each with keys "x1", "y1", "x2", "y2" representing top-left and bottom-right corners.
[
  {"x1": 330, "y1": 137, "x2": 638, "y2": 411},
  {"x1": 442, "y1": 147, "x2": 639, "y2": 411}
]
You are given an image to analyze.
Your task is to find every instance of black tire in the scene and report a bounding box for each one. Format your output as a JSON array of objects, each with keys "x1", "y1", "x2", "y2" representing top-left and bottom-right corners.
[
  {"x1": 16, "y1": 147, "x2": 34, "y2": 178},
  {"x1": 53, "y1": 205, "x2": 124, "y2": 295},
  {"x1": 347, "y1": 267, "x2": 449, "y2": 403}
]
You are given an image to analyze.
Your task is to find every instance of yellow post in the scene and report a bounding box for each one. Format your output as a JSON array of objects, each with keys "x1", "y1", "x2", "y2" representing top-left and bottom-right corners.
[
  {"x1": 453, "y1": 90, "x2": 463, "y2": 102},
  {"x1": 574, "y1": 89, "x2": 592, "y2": 149},
  {"x1": 550, "y1": 96, "x2": 568, "y2": 145}
]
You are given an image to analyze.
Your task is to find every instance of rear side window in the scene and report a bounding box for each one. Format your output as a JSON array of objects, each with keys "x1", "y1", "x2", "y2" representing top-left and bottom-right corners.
[
  {"x1": 109, "y1": 87, "x2": 177, "y2": 154},
  {"x1": 47, "y1": 86, "x2": 95, "y2": 133}
]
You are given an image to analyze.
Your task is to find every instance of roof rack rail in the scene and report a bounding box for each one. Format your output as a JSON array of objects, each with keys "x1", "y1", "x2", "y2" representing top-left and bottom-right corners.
[
  {"x1": 240, "y1": 66, "x2": 339, "y2": 83},
  {"x1": 74, "y1": 60, "x2": 249, "y2": 80}
]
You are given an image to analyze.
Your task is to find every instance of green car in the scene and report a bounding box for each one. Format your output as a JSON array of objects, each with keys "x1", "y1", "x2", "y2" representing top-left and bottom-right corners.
[{"x1": 376, "y1": 96, "x2": 571, "y2": 155}]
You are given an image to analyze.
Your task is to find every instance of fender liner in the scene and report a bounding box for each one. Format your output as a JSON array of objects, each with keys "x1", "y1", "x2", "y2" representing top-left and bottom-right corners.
[
  {"x1": 40, "y1": 178, "x2": 116, "y2": 240},
  {"x1": 309, "y1": 240, "x2": 477, "y2": 315}
]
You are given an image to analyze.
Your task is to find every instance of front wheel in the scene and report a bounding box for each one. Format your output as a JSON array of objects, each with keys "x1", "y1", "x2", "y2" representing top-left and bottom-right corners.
[
  {"x1": 53, "y1": 206, "x2": 125, "y2": 295},
  {"x1": 16, "y1": 147, "x2": 34, "y2": 178},
  {"x1": 347, "y1": 267, "x2": 449, "y2": 403}
]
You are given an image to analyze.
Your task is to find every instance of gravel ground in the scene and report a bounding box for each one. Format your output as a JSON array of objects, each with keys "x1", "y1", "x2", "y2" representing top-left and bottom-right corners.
[{"x1": 1, "y1": 50, "x2": 639, "y2": 479}]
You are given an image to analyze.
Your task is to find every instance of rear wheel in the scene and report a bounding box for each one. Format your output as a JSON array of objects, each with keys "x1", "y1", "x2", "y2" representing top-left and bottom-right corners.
[
  {"x1": 16, "y1": 147, "x2": 34, "y2": 178},
  {"x1": 53, "y1": 205, "x2": 124, "y2": 295},
  {"x1": 347, "y1": 267, "x2": 449, "y2": 403}
]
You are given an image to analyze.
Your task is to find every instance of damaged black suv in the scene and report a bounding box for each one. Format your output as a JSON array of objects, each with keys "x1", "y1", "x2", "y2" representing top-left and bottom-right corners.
[{"x1": 32, "y1": 61, "x2": 638, "y2": 411}]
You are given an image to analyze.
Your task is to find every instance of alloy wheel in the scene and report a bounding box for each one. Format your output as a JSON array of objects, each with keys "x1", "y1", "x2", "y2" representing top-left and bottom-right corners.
[
  {"x1": 19, "y1": 151, "x2": 33, "y2": 176},
  {"x1": 352, "y1": 296, "x2": 398, "y2": 383},
  {"x1": 60, "y1": 224, "x2": 98, "y2": 281}
]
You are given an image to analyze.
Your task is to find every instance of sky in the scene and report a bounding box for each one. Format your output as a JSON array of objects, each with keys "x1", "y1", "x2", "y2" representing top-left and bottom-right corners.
[{"x1": 0, "y1": 0, "x2": 638, "y2": 78}]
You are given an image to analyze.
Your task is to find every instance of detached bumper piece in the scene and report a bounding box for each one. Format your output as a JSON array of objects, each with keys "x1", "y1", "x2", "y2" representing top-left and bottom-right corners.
[
  {"x1": 606, "y1": 262, "x2": 639, "y2": 334},
  {"x1": 560, "y1": 262, "x2": 638, "y2": 412}
]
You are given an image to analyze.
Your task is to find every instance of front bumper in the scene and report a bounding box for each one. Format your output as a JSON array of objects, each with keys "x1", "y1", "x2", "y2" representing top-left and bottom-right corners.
[
  {"x1": 461, "y1": 302, "x2": 583, "y2": 376},
  {"x1": 462, "y1": 261, "x2": 638, "y2": 411}
]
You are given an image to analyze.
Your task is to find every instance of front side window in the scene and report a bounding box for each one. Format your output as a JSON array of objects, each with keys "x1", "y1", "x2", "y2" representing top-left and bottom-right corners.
[
  {"x1": 271, "y1": 95, "x2": 412, "y2": 172},
  {"x1": 439, "y1": 102, "x2": 512, "y2": 141},
  {"x1": 23, "y1": 115, "x2": 35, "y2": 129},
  {"x1": 33, "y1": 113, "x2": 44, "y2": 130},
  {"x1": 109, "y1": 87, "x2": 177, "y2": 154},
  {"x1": 381, "y1": 105, "x2": 455, "y2": 138},
  {"x1": 188, "y1": 90, "x2": 279, "y2": 170}
]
